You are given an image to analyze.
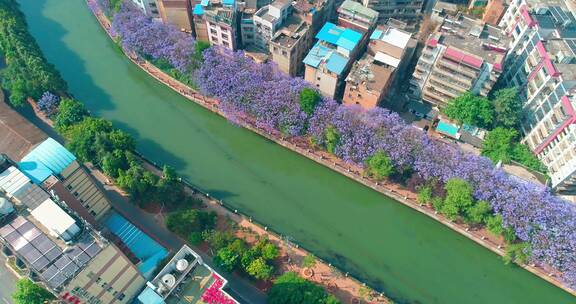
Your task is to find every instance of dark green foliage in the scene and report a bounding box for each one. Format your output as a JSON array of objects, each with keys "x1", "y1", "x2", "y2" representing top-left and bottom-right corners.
[
  {"x1": 109, "y1": 0, "x2": 124, "y2": 12},
  {"x1": 365, "y1": 150, "x2": 394, "y2": 180},
  {"x1": 267, "y1": 272, "x2": 340, "y2": 304},
  {"x1": 417, "y1": 185, "x2": 433, "y2": 205},
  {"x1": 54, "y1": 98, "x2": 89, "y2": 130},
  {"x1": 214, "y1": 247, "x2": 240, "y2": 272},
  {"x1": 204, "y1": 230, "x2": 235, "y2": 251},
  {"x1": 444, "y1": 92, "x2": 494, "y2": 129},
  {"x1": 193, "y1": 41, "x2": 211, "y2": 65},
  {"x1": 299, "y1": 88, "x2": 321, "y2": 116},
  {"x1": 466, "y1": 200, "x2": 491, "y2": 225},
  {"x1": 486, "y1": 214, "x2": 504, "y2": 235},
  {"x1": 482, "y1": 127, "x2": 545, "y2": 172},
  {"x1": 165, "y1": 209, "x2": 216, "y2": 237},
  {"x1": 324, "y1": 126, "x2": 339, "y2": 154},
  {"x1": 246, "y1": 257, "x2": 274, "y2": 280},
  {"x1": 0, "y1": 0, "x2": 67, "y2": 107},
  {"x1": 504, "y1": 242, "x2": 531, "y2": 265},
  {"x1": 12, "y1": 279, "x2": 54, "y2": 304},
  {"x1": 493, "y1": 88, "x2": 523, "y2": 129},
  {"x1": 442, "y1": 178, "x2": 474, "y2": 220}
]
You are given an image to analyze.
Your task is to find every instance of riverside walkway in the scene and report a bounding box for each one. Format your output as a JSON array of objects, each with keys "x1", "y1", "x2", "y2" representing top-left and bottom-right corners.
[{"x1": 85, "y1": 1, "x2": 576, "y2": 298}]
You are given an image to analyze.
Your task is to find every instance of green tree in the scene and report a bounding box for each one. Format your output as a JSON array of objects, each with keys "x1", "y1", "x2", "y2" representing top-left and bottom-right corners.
[
  {"x1": 444, "y1": 92, "x2": 494, "y2": 128},
  {"x1": 442, "y1": 178, "x2": 473, "y2": 220},
  {"x1": 486, "y1": 214, "x2": 504, "y2": 235},
  {"x1": 268, "y1": 272, "x2": 340, "y2": 304},
  {"x1": 54, "y1": 98, "x2": 89, "y2": 130},
  {"x1": 12, "y1": 279, "x2": 54, "y2": 304},
  {"x1": 492, "y1": 88, "x2": 523, "y2": 129},
  {"x1": 204, "y1": 230, "x2": 234, "y2": 251},
  {"x1": 511, "y1": 144, "x2": 546, "y2": 172},
  {"x1": 417, "y1": 185, "x2": 433, "y2": 205},
  {"x1": 193, "y1": 41, "x2": 211, "y2": 65},
  {"x1": 246, "y1": 257, "x2": 274, "y2": 280},
  {"x1": 365, "y1": 151, "x2": 394, "y2": 180},
  {"x1": 165, "y1": 209, "x2": 216, "y2": 237},
  {"x1": 503, "y1": 242, "x2": 530, "y2": 265},
  {"x1": 64, "y1": 117, "x2": 113, "y2": 162},
  {"x1": 258, "y1": 241, "x2": 279, "y2": 261},
  {"x1": 466, "y1": 200, "x2": 491, "y2": 224},
  {"x1": 481, "y1": 127, "x2": 518, "y2": 163},
  {"x1": 299, "y1": 88, "x2": 321, "y2": 116},
  {"x1": 324, "y1": 126, "x2": 339, "y2": 154},
  {"x1": 302, "y1": 254, "x2": 316, "y2": 269},
  {"x1": 431, "y1": 197, "x2": 444, "y2": 211},
  {"x1": 214, "y1": 247, "x2": 240, "y2": 272}
]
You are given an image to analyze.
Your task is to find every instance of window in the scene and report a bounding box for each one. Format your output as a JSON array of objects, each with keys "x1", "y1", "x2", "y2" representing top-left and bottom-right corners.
[
  {"x1": 73, "y1": 191, "x2": 79, "y2": 197},
  {"x1": 211, "y1": 35, "x2": 218, "y2": 41},
  {"x1": 221, "y1": 33, "x2": 229, "y2": 40},
  {"x1": 118, "y1": 293, "x2": 126, "y2": 301},
  {"x1": 282, "y1": 50, "x2": 287, "y2": 56},
  {"x1": 90, "y1": 211, "x2": 97, "y2": 216},
  {"x1": 96, "y1": 277, "x2": 102, "y2": 283},
  {"x1": 210, "y1": 29, "x2": 217, "y2": 34}
]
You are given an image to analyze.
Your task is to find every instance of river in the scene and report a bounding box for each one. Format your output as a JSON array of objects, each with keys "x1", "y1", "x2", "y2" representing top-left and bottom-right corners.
[{"x1": 17, "y1": 1, "x2": 576, "y2": 303}]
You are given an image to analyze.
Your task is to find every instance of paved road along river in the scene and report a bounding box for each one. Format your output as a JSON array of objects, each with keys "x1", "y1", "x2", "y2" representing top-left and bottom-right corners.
[{"x1": 18, "y1": 0, "x2": 576, "y2": 303}]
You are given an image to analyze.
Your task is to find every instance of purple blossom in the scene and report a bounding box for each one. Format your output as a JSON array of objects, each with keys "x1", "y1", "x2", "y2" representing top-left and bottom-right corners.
[{"x1": 37, "y1": 91, "x2": 60, "y2": 115}]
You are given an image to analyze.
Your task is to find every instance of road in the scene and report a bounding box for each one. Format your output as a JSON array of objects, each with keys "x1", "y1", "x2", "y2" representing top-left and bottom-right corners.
[{"x1": 0, "y1": 255, "x2": 17, "y2": 304}]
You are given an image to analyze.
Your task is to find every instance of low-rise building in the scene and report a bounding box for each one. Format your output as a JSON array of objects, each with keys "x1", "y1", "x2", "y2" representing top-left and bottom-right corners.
[
  {"x1": 498, "y1": 0, "x2": 576, "y2": 194},
  {"x1": 360, "y1": 0, "x2": 424, "y2": 24},
  {"x1": 158, "y1": 0, "x2": 194, "y2": 32},
  {"x1": 136, "y1": 245, "x2": 238, "y2": 304},
  {"x1": 409, "y1": 13, "x2": 509, "y2": 109},
  {"x1": 193, "y1": 0, "x2": 239, "y2": 50},
  {"x1": 0, "y1": 164, "x2": 146, "y2": 304},
  {"x1": 343, "y1": 24, "x2": 415, "y2": 109},
  {"x1": 252, "y1": 0, "x2": 291, "y2": 51},
  {"x1": 268, "y1": 0, "x2": 333, "y2": 76},
  {"x1": 303, "y1": 22, "x2": 363, "y2": 98},
  {"x1": 337, "y1": 0, "x2": 379, "y2": 35}
]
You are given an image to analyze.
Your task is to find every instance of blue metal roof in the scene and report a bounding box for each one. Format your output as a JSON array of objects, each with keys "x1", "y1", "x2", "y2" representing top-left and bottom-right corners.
[
  {"x1": 303, "y1": 42, "x2": 330, "y2": 68},
  {"x1": 19, "y1": 138, "x2": 76, "y2": 184},
  {"x1": 193, "y1": 3, "x2": 204, "y2": 15},
  {"x1": 315, "y1": 22, "x2": 361, "y2": 51},
  {"x1": 137, "y1": 287, "x2": 165, "y2": 304},
  {"x1": 222, "y1": 0, "x2": 234, "y2": 6},
  {"x1": 325, "y1": 52, "x2": 348, "y2": 75},
  {"x1": 303, "y1": 42, "x2": 350, "y2": 76},
  {"x1": 200, "y1": 0, "x2": 209, "y2": 6},
  {"x1": 370, "y1": 29, "x2": 383, "y2": 40}
]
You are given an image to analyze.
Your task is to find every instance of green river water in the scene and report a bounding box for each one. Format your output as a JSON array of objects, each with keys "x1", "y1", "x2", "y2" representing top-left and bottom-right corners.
[{"x1": 17, "y1": 1, "x2": 576, "y2": 303}]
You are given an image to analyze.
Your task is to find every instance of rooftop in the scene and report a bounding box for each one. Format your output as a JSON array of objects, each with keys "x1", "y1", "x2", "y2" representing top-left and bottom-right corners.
[
  {"x1": 303, "y1": 42, "x2": 350, "y2": 75},
  {"x1": 270, "y1": 14, "x2": 308, "y2": 49},
  {"x1": 0, "y1": 95, "x2": 47, "y2": 162},
  {"x1": 19, "y1": 138, "x2": 76, "y2": 184},
  {"x1": 338, "y1": 0, "x2": 378, "y2": 24},
  {"x1": 316, "y1": 22, "x2": 362, "y2": 51},
  {"x1": 437, "y1": 14, "x2": 510, "y2": 67},
  {"x1": 346, "y1": 54, "x2": 393, "y2": 93},
  {"x1": 369, "y1": 25, "x2": 414, "y2": 60}
]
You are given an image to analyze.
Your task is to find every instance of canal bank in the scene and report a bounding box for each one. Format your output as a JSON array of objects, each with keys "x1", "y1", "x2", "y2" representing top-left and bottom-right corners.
[{"x1": 17, "y1": 0, "x2": 576, "y2": 303}]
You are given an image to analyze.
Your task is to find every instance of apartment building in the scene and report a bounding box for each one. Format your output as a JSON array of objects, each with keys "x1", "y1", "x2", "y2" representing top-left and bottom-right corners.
[
  {"x1": 343, "y1": 24, "x2": 415, "y2": 109},
  {"x1": 193, "y1": 0, "x2": 239, "y2": 50},
  {"x1": 409, "y1": 13, "x2": 509, "y2": 108},
  {"x1": 498, "y1": 0, "x2": 576, "y2": 193},
  {"x1": 360, "y1": 0, "x2": 424, "y2": 24},
  {"x1": 337, "y1": 0, "x2": 378, "y2": 35},
  {"x1": 130, "y1": 0, "x2": 160, "y2": 17},
  {"x1": 268, "y1": 0, "x2": 334, "y2": 76},
  {"x1": 252, "y1": 0, "x2": 291, "y2": 50},
  {"x1": 157, "y1": 0, "x2": 193, "y2": 32},
  {"x1": 303, "y1": 22, "x2": 363, "y2": 98},
  {"x1": 0, "y1": 163, "x2": 146, "y2": 303}
]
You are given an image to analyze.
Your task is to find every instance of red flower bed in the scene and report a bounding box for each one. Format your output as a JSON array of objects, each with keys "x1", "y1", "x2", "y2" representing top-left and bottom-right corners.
[{"x1": 201, "y1": 275, "x2": 235, "y2": 304}]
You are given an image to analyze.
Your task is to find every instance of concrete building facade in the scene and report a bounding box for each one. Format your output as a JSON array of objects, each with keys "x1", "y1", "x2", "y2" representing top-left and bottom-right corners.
[
  {"x1": 193, "y1": 0, "x2": 239, "y2": 50},
  {"x1": 158, "y1": 0, "x2": 194, "y2": 32},
  {"x1": 498, "y1": 0, "x2": 576, "y2": 193},
  {"x1": 409, "y1": 13, "x2": 509, "y2": 108},
  {"x1": 303, "y1": 22, "x2": 363, "y2": 98},
  {"x1": 360, "y1": 0, "x2": 424, "y2": 24}
]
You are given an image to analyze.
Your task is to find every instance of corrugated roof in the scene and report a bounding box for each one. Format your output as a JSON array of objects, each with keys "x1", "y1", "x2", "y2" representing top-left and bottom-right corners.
[
  {"x1": 0, "y1": 95, "x2": 47, "y2": 161},
  {"x1": 138, "y1": 287, "x2": 165, "y2": 304},
  {"x1": 19, "y1": 138, "x2": 76, "y2": 184},
  {"x1": 339, "y1": 0, "x2": 378, "y2": 19},
  {"x1": 316, "y1": 22, "x2": 361, "y2": 51},
  {"x1": 325, "y1": 52, "x2": 348, "y2": 75},
  {"x1": 303, "y1": 42, "x2": 330, "y2": 68}
]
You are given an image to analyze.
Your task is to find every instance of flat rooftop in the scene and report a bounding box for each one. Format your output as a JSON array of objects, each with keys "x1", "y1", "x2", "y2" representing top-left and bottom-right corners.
[
  {"x1": 438, "y1": 14, "x2": 510, "y2": 66},
  {"x1": 271, "y1": 15, "x2": 308, "y2": 48},
  {"x1": 346, "y1": 54, "x2": 393, "y2": 93}
]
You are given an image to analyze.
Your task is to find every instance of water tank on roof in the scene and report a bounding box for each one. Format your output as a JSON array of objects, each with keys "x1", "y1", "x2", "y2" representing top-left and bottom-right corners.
[
  {"x1": 162, "y1": 274, "x2": 176, "y2": 288},
  {"x1": 0, "y1": 197, "x2": 14, "y2": 215},
  {"x1": 176, "y1": 259, "x2": 189, "y2": 272}
]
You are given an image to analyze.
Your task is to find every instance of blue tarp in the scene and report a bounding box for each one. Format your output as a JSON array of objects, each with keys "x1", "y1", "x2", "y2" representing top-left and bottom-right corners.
[
  {"x1": 19, "y1": 138, "x2": 76, "y2": 184},
  {"x1": 193, "y1": 3, "x2": 204, "y2": 15}
]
